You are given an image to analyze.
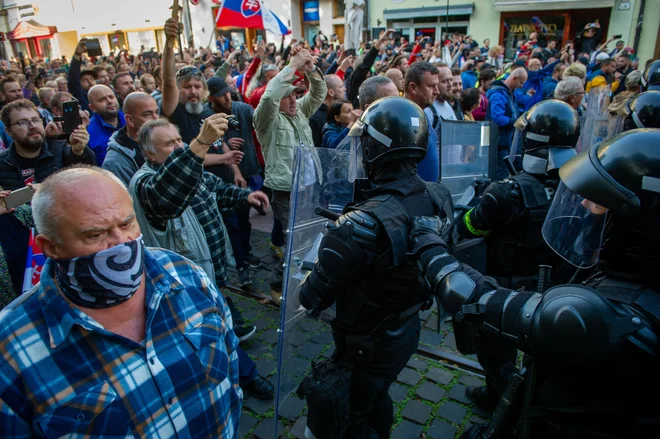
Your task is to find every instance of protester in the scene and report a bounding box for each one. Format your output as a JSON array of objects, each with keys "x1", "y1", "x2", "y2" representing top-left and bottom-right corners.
[
  {"x1": 113, "y1": 72, "x2": 137, "y2": 107},
  {"x1": 347, "y1": 29, "x2": 396, "y2": 109},
  {"x1": 253, "y1": 47, "x2": 326, "y2": 303},
  {"x1": 0, "y1": 165, "x2": 244, "y2": 437},
  {"x1": 321, "y1": 99, "x2": 360, "y2": 149},
  {"x1": 87, "y1": 84, "x2": 126, "y2": 165},
  {"x1": 309, "y1": 74, "x2": 345, "y2": 147},
  {"x1": 102, "y1": 92, "x2": 158, "y2": 185},
  {"x1": 357, "y1": 76, "x2": 399, "y2": 110},
  {"x1": 36, "y1": 86, "x2": 55, "y2": 124},
  {"x1": 450, "y1": 68, "x2": 465, "y2": 120},
  {"x1": 461, "y1": 87, "x2": 481, "y2": 121},
  {"x1": 542, "y1": 62, "x2": 567, "y2": 99},
  {"x1": 586, "y1": 58, "x2": 618, "y2": 92},
  {"x1": 487, "y1": 68, "x2": 527, "y2": 179},
  {"x1": 151, "y1": 66, "x2": 163, "y2": 106},
  {"x1": 0, "y1": 78, "x2": 24, "y2": 107},
  {"x1": 140, "y1": 73, "x2": 157, "y2": 94},
  {"x1": 575, "y1": 22, "x2": 603, "y2": 54},
  {"x1": 68, "y1": 39, "x2": 96, "y2": 113},
  {"x1": 608, "y1": 70, "x2": 643, "y2": 116},
  {"x1": 554, "y1": 76, "x2": 586, "y2": 111},
  {"x1": 385, "y1": 68, "x2": 404, "y2": 94},
  {"x1": 93, "y1": 65, "x2": 111, "y2": 86},
  {"x1": 205, "y1": 76, "x2": 264, "y2": 287},
  {"x1": 563, "y1": 62, "x2": 587, "y2": 84},
  {"x1": 403, "y1": 61, "x2": 440, "y2": 182},
  {"x1": 473, "y1": 68, "x2": 496, "y2": 121}
]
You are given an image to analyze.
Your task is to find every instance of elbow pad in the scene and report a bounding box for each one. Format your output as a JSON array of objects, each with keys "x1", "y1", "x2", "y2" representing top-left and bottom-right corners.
[{"x1": 418, "y1": 246, "x2": 476, "y2": 315}]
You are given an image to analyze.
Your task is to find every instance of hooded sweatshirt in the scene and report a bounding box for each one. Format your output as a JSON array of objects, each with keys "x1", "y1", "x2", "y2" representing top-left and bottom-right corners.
[{"x1": 102, "y1": 127, "x2": 145, "y2": 187}]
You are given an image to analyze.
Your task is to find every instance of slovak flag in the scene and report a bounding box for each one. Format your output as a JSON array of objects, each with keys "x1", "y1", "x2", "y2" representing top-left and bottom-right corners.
[
  {"x1": 22, "y1": 228, "x2": 46, "y2": 293},
  {"x1": 215, "y1": 0, "x2": 291, "y2": 35}
]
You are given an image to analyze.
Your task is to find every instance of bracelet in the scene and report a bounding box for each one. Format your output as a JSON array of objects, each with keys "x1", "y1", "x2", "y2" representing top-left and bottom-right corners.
[{"x1": 195, "y1": 137, "x2": 213, "y2": 145}]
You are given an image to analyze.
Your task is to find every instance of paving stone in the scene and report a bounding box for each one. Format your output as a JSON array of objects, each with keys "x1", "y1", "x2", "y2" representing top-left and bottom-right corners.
[
  {"x1": 252, "y1": 418, "x2": 284, "y2": 439},
  {"x1": 459, "y1": 374, "x2": 484, "y2": 388},
  {"x1": 406, "y1": 357, "x2": 428, "y2": 372},
  {"x1": 242, "y1": 394, "x2": 274, "y2": 415},
  {"x1": 299, "y1": 341, "x2": 324, "y2": 360},
  {"x1": 435, "y1": 401, "x2": 468, "y2": 424},
  {"x1": 287, "y1": 330, "x2": 310, "y2": 347},
  {"x1": 255, "y1": 358, "x2": 277, "y2": 377},
  {"x1": 299, "y1": 318, "x2": 322, "y2": 332},
  {"x1": 448, "y1": 384, "x2": 472, "y2": 404},
  {"x1": 278, "y1": 394, "x2": 306, "y2": 421},
  {"x1": 402, "y1": 400, "x2": 432, "y2": 425},
  {"x1": 311, "y1": 331, "x2": 333, "y2": 345},
  {"x1": 426, "y1": 367, "x2": 453, "y2": 385},
  {"x1": 238, "y1": 412, "x2": 258, "y2": 438},
  {"x1": 243, "y1": 341, "x2": 270, "y2": 357},
  {"x1": 322, "y1": 346, "x2": 335, "y2": 358},
  {"x1": 419, "y1": 329, "x2": 444, "y2": 346},
  {"x1": 427, "y1": 419, "x2": 457, "y2": 439},
  {"x1": 397, "y1": 367, "x2": 421, "y2": 386},
  {"x1": 443, "y1": 332, "x2": 457, "y2": 350},
  {"x1": 289, "y1": 416, "x2": 308, "y2": 439},
  {"x1": 391, "y1": 420, "x2": 423, "y2": 439},
  {"x1": 260, "y1": 329, "x2": 280, "y2": 345},
  {"x1": 424, "y1": 313, "x2": 438, "y2": 330},
  {"x1": 469, "y1": 415, "x2": 488, "y2": 426},
  {"x1": 415, "y1": 381, "x2": 446, "y2": 403},
  {"x1": 264, "y1": 309, "x2": 281, "y2": 321},
  {"x1": 389, "y1": 382, "x2": 409, "y2": 403}
]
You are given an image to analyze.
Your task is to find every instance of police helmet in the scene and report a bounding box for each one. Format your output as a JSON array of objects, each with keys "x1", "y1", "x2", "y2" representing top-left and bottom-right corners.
[
  {"x1": 641, "y1": 59, "x2": 660, "y2": 91},
  {"x1": 623, "y1": 90, "x2": 660, "y2": 131}
]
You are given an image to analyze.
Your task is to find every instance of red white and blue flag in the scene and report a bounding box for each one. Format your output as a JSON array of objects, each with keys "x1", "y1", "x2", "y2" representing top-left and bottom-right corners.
[
  {"x1": 215, "y1": 0, "x2": 291, "y2": 35},
  {"x1": 22, "y1": 228, "x2": 45, "y2": 293}
]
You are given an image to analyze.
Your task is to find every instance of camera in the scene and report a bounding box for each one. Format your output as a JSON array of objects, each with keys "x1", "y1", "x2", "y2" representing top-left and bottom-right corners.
[{"x1": 226, "y1": 115, "x2": 240, "y2": 130}]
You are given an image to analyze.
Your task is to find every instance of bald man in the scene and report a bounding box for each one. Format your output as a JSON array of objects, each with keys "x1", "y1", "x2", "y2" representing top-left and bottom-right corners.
[
  {"x1": 0, "y1": 166, "x2": 243, "y2": 437},
  {"x1": 87, "y1": 84, "x2": 126, "y2": 165},
  {"x1": 385, "y1": 68, "x2": 404, "y2": 94},
  {"x1": 102, "y1": 92, "x2": 159, "y2": 185},
  {"x1": 309, "y1": 74, "x2": 346, "y2": 147}
]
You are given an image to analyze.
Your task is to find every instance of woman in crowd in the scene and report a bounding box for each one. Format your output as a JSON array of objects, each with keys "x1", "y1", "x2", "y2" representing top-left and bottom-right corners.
[{"x1": 322, "y1": 100, "x2": 360, "y2": 149}]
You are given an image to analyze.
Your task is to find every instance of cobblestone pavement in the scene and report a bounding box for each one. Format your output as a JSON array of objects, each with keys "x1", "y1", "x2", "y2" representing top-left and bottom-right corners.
[{"x1": 226, "y1": 227, "x2": 489, "y2": 439}]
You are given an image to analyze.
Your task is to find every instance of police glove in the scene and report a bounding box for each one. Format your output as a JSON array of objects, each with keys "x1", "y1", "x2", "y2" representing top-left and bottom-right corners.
[{"x1": 409, "y1": 216, "x2": 450, "y2": 258}]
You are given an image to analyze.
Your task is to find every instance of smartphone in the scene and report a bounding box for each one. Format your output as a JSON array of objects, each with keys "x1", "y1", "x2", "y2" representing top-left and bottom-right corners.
[
  {"x1": 612, "y1": 34, "x2": 622, "y2": 40},
  {"x1": 5, "y1": 186, "x2": 34, "y2": 209},
  {"x1": 62, "y1": 100, "x2": 81, "y2": 136},
  {"x1": 85, "y1": 38, "x2": 103, "y2": 57},
  {"x1": 345, "y1": 48, "x2": 356, "y2": 57},
  {"x1": 257, "y1": 35, "x2": 262, "y2": 43},
  {"x1": 142, "y1": 51, "x2": 155, "y2": 60},
  {"x1": 54, "y1": 67, "x2": 66, "y2": 75}
]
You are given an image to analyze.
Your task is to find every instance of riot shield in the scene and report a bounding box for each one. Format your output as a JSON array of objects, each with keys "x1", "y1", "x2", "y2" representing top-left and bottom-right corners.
[
  {"x1": 274, "y1": 146, "x2": 354, "y2": 427},
  {"x1": 439, "y1": 120, "x2": 497, "y2": 201},
  {"x1": 576, "y1": 85, "x2": 612, "y2": 152}
]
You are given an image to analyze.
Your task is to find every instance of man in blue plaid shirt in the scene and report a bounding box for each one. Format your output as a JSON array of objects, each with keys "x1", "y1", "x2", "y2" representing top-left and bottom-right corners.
[{"x1": 0, "y1": 165, "x2": 243, "y2": 437}]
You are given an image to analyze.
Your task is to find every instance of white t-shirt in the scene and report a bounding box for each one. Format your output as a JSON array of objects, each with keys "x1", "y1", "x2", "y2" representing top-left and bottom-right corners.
[{"x1": 425, "y1": 99, "x2": 457, "y2": 122}]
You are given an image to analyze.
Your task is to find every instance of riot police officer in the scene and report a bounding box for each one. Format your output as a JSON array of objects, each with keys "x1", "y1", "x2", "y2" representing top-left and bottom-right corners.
[
  {"x1": 412, "y1": 128, "x2": 660, "y2": 438},
  {"x1": 641, "y1": 59, "x2": 660, "y2": 91},
  {"x1": 457, "y1": 99, "x2": 581, "y2": 409},
  {"x1": 294, "y1": 97, "x2": 455, "y2": 439},
  {"x1": 622, "y1": 90, "x2": 660, "y2": 131}
]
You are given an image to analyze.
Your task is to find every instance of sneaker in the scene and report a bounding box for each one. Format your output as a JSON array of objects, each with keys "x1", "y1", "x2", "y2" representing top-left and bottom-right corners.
[
  {"x1": 237, "y1": 267, "x2": 252, "y2": 288},
  {"x1": 234, "y1": 325, "x2": 257, "y2": 342},
  {"x1": 242, "y1": 375, "x2": 274, "y2": 400},
  {"x1": 245, "y1": 253, "x2": 264, "y2": 269},
  {"x1": 465, "y1": 386, "x2": 499, "y2": 413},
  {"x1": 269, "y1": 241, "x2": 284, "y2": 260}
]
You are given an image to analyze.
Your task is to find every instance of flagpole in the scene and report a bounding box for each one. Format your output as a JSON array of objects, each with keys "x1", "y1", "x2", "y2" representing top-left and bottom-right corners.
[
  {"x1": 172, "y1": 0, "x2": 184, "y2": 53},
  {"x1": 210, "y1": 0, "x2": 225, "y2": 49}
]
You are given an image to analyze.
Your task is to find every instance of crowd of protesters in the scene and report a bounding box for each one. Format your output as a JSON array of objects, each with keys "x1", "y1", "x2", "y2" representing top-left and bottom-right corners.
[{"x1": 0, "y1": 14, "x2": 654, "y2": 436}]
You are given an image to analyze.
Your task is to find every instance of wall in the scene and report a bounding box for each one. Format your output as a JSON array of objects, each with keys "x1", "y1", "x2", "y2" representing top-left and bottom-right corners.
[
  {"x1": 470, "y1": 0, "x2": 502, "y2": 48},
  {"x1": 635, "y1": 0, "x2": 660, "y2": 66},
  {"x1": 188, "y1": 0, "x2": 219, "y2": 49},
  {"x1": 318, "y1": 0, "x2": 335, "y2": 36},
  {"x1": 53, "y1": 31, "x2": 78, "y2": 59}
]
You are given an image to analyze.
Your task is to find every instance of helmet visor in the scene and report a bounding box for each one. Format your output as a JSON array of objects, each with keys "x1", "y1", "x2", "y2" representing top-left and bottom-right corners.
[{"x1": 542, "y1": 182, "x2": 608, "y2": 268}]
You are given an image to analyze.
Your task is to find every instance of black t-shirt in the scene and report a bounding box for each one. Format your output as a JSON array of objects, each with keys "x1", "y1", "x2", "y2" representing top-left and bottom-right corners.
[
  {"x1": 167, "y1": 103, "x2": 214, "y2": 145},
  {"x1": 115, "y1": 126, "x2": 145, "y2": 168},
  {"x1": 14, "y1": 153, "x2": 37, "y2": 185}
]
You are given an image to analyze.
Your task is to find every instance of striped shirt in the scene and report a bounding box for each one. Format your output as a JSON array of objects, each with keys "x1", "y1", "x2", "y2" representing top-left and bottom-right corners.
[
  {"x1": 134, "y1": 146, "x2": 251, "y2": 285},
  {"x1": 0, "y1": 247, "x2": 241, "y2": 438}
]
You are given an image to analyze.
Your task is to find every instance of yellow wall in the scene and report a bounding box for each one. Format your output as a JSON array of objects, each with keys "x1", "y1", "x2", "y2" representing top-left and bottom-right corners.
[
  {"x1": 607, "y1": 0, "x2": 659, "y2": 66},
  {"x1": 53, "y1": 31, "x2": 79, "y2": 59}
]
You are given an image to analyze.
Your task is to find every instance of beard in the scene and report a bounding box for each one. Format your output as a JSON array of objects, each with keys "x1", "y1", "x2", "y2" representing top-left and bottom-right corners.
[
  {"x1": 98, "y1": 107, "x2": 119, "y2": 120},
  {"x1": 185, "y1": 101, "x2": 204, "y2": 114},
  {"x1": 20, "y1": 132, "x2": 44, "y2": 152}
]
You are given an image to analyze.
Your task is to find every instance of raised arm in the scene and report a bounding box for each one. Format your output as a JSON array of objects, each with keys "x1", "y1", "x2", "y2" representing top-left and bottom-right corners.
[{"x1": 160, "y1": 18, "x2": 180, "y2": 118}]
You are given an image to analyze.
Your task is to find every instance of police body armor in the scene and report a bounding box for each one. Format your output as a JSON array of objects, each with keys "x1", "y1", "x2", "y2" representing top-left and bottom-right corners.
[
  {"x1": 334, "y1": 176, "x2": 453, "y2": 337},
  {"x1": 485, "y1": 173, "x2": 560, "y2": 289}
]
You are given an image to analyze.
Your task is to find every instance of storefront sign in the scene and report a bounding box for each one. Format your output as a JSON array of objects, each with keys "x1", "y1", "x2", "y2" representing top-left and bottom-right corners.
[
  {"x1": 303, "y1": 1, "x2": 320, "y2": 22},
  {"x1": 508, "y1": 21, "x2": 558, "y2": 35}
]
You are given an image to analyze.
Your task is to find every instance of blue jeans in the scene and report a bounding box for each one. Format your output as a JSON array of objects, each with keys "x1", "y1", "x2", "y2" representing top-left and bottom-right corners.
[
  {"x1": 222, "y1": 206, "x2": 252, "y2": 270},
  {"x1": 496, "y1": 149, "x2": 511, "y2": 181},
  {"x1": 238, "y1": 345, "x2": 258, "y2": 385}
]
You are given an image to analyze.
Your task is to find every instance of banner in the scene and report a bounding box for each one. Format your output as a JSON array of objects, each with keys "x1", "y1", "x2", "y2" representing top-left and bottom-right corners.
[{"x1": 22, "y1": 228, "x2": 45, "y2": 293}]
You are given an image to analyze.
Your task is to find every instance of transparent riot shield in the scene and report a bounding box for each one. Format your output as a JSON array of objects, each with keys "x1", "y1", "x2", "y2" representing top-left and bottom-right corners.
[
  {"x1": 439, "y1": 120, "x2": 497, "y2": 202},
  {"x1": 274, "y1": 145, "x2": 354, "y2": 431},
  {"x1": 576, "y1": 85, "x2": 612, "y2": 152}
]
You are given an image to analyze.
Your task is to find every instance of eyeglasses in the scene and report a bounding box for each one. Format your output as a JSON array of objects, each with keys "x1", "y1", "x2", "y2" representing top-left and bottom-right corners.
[
  {"x1": 175, "y1": 66, "x2": 203, "y2": 80},
  {"x1": 11, "y1": 117, "x2": 42, "y2": 128}
]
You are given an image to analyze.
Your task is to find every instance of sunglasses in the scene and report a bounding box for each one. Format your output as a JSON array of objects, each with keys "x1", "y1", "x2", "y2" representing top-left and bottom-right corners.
[{"x1": 175, "y1": 66, "x2": 203, "y2": 80}]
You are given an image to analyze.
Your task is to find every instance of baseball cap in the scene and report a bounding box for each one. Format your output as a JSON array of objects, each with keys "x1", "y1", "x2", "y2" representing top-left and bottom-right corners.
[
  {"x1": 81, "y1": 69, "x2": 98, "y2": 79},
  {"x1": 596, "y1": 52, "x2": 609, "y2": 61},
  {"x1": 207, "y1": 76, "x2": 231, "y2": 97}
]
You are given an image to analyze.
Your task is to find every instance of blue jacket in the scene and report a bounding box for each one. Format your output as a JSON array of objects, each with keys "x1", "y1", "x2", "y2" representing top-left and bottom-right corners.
[
  {"x1": 417, "y1": 112, "x2": 439, "y2": 182},
  {"x1": 521, "y1": 60, "x2": 561, "y2": 111},
  {"x1": 542, "y1": 77, "x2": 559, "y2": 100},
  {"x1": 461, "y1": 70, "x2": 478, "y2": 90},
  {"x1": 321, "y1": 122, "x2": 349, "y2": 149},
  {"x1": 87, "y1": 111, "x2": 126, "y2": 166},
  {"x1": 487, "y1": 80, "x2": 519, "y2": 150}
]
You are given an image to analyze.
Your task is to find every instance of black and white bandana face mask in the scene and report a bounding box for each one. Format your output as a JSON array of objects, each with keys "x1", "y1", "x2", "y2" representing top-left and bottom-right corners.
[{"x1": 55, "y1": 235, "x2": 145, "y2": 309}]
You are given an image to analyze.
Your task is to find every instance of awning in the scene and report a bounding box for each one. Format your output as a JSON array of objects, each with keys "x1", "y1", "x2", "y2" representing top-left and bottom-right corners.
[
  {"x1": 494, "y1": 0, "x2": 615, "y2": 12},
  {"x1": 383, "y1": 4, "x2": 474, "y2": 21},
  {"x1": 7, "y1": 20, "x2": 57, "y2": 40}
]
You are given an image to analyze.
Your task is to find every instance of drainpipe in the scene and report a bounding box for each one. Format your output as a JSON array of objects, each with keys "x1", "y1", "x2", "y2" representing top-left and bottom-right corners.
[{"x1": 632, "y1": 0, "x2": 645, "y2": 55}]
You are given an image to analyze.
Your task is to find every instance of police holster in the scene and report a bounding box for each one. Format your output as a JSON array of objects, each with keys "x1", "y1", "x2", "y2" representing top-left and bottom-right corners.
[{"x1": 296, "y1": 358, "x2": 352, "y2": 439}]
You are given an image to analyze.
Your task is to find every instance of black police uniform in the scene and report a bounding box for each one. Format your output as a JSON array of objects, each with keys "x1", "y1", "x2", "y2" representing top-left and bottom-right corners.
[
  {"x1": 457, "y1": 100, "x2": 581, "y2": 402},
  {"x1": 297, "y1": 97, "x2": 455, "y2": 439},
  {"x1": 413, "y1": 129, "x2": 660, "y2": 438}
]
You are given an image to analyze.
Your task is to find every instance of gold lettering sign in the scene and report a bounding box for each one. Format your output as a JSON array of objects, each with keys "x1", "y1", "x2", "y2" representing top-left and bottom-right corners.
[{"x1": 508, "y1": 21, "x2": 558, "y2": 35}]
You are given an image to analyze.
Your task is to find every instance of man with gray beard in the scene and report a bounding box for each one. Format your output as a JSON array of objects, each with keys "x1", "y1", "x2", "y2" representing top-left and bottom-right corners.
[{"x1": 160, "y1": 18, "x2": 215, "y2": 144}]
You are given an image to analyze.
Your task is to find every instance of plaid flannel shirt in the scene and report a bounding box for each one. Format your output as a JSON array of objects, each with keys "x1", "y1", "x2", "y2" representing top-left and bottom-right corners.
[
  {"x1": 135, "y1": 146, "x2": 251, "y2": 285},
  {"x1": 0, "y1": 247, "x2": 241, "y2": 438}
]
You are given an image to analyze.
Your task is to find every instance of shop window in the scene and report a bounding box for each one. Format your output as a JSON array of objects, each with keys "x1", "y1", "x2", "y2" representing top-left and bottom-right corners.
[
  {"x1": 127, "y1": 30, "x2": 157, "y2": 54},
  {"x1": 108, "y1": 32, "x2": 127, "y2": 52},
  {"x1": 333, "y1": 0, "x2": 345, "y2": 19},
  {"x1": 502, "y1": 15, "x2": 565, "y2": 60},
  {"x1": 39, "y1": 38, "x2": 53, "y2": 59}
]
